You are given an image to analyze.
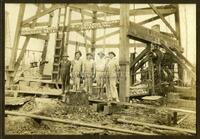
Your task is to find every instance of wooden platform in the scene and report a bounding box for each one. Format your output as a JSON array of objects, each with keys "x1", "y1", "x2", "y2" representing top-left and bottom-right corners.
[
  {"x1": 15, "y1": 90, "x2": 62, "y2": 98},
  {"x1": 5, "y1": 97, "x2": 31, "y2": 106},
  {"x1": 18, "y1": 78, "x2": 62, "y2": 85}
]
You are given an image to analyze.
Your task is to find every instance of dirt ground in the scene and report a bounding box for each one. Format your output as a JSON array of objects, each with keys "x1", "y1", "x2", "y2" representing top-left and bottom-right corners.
[
  {"x1": 5, "y1": 96, "x2": 196, "y2": 135},
  {"x1": 5, "y1": 76, "x2": 196, "y2": 135}
]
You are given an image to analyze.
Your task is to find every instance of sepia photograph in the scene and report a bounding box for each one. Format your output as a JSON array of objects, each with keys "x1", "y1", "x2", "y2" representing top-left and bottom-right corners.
[{"x1": 4, "y1": 3, "x2": 196, "y2": 135}]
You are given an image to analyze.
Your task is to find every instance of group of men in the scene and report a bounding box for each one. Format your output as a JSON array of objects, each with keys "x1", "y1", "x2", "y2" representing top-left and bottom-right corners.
[{"x1": 58, "y1": 50, "x2": 120, "y2": 102}]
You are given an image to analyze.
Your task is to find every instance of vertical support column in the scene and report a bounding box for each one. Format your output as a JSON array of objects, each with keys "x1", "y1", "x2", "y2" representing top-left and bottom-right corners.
[
  {"x1": 80, "y1": 9, "x2": 88, "y2": 53},
  {"x1": 7, "y1": 4, "x2": 25, "y2": 85},
  {"x1": 38, "y1": 6, "x2": 54, "y2": 75},
  {"x1": 119, "y1": 4, "x2": 130, "y2": 102},
  {"x1": 39, "y1": 12, "x2": 54, "y2": 75},
  {"x1": 64, "y1": 8, "x2": 72, "y2": 56},
  {"x1": 91, "y1": 11, "x2": 97, "y2": 57},
  {"x1": 175, "y1": 5, "x2": 184, "y2": 85}
]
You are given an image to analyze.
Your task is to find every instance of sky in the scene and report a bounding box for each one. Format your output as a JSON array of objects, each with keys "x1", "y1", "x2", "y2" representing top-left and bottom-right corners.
[{"x1": 5, "y1": 4, "x2": 196, "y2": 75}]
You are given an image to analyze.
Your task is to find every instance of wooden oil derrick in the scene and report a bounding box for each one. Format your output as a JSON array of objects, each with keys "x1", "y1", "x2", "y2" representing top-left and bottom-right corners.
[{"x1": 7, "y1": 4, "x2": 194, "y2": 102}]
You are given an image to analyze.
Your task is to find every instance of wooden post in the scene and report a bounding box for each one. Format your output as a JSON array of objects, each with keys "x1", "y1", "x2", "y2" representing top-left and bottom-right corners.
[
  {"x1": 14, "y1": 37, "x2": 31, "y2": 73},
  {"x1": 39, "y1": 12, "x2": 54, "y2": 75},
  {"x1": 7, "y1": 4, "x2": 25, "y2": 85},
  {"x1": 119, "y1": 4, "x2": 130, "y2": 102},
  {"x1": 80, "y1": 9, "x2": 88, "y2": 53},
  {"x1": 91, "y1": 11, "x2": 97, "y2": 56},
  {"x1": 174, "y1": 5, "x2": 184, "y2": 84},
  {"x1": 64, "y1": 8, "x2": 72, "y2": 56}
]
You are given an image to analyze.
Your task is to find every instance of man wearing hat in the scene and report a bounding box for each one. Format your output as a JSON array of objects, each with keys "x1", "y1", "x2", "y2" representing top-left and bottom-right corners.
[
  {"x1": 82, "y1": 52, "x2": 95, "y2": 96},
  {"x1": 58, "y1": 54, "x2": 71, "y2": 95},
  {"x1": 95, "y1": 51, "x2": 106, "y2": 99},
  {"x1": 71, "y1": 50, "x2": 83, "y2": 91},
  {"x1": 105, "y1": 51, "x2": 120, "y2": 102}
]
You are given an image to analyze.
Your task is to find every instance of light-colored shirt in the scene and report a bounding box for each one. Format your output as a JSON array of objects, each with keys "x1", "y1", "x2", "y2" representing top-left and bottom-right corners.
[
  {"x1": 96, "y1": 58, "x2": 106, "y2": 71},
  {"x1": 105, "y1": 57, "x2": 120, "y2": 76},
  {"x1": 83, "y1": 59, "x2": 95, "y2": 73},
  {"x1": 71, "y1": 59, "x2": 82, "y2": 72}
]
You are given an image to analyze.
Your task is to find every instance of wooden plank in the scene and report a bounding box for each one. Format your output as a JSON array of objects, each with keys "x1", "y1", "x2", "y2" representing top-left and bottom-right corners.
[
  {"x1": 177, "y1": 114, "x2": 190, "y2": 124},
  {"x1": 96, "y1": 4, "x2": 176, "y2": 17},
  {"x1": 21, "y1": 20, "x2": 120, "y2": 35},
  {"x1": 40, "y1": 13, "x2": 54, "y2": 75},
  {"x1": 27, "y1": 34, "x2": 49, "y2": 40},
  {"x1": 68, "y1": 41, "x2": 145, "y2": 48},
  {"x1": 69, "y1": 4, "x2": 119, "y2": 15},
  {"x1": 5, "y1": 97, "x2": 31, "y2": 106},
  {"x1": 71, "y1": 19, "x2": 104, "y2": 24},
  {"x1": 89, "y1": 99, "x2": 196, "y2": 114},
  {"x1": 64, "y1": 8, "x2": 72, "y2": 56},
  {"x1": 22, "y1": 4, "x2": 64, "y2": 25},
  {"x1": 127, "y1": 22, "x2": 180, "y2": 51},
  {"x1": 117, "y1": 119, "x2": 196, "y2": 135},
  {"x1": 17, "y1": 90, "x2": 62, "y2": 96},
  {"x1": 5, "y1": 110, "x2": 157, "y2": 135},
  {"x1": 68, "y1": 40, "x2": 91, "y2": 47},
  {"x1": 80, "y1": 9, "x2": 88, "y2": 53},
  {"x1": 9, "y1": 4, "x2": 25, "y2": 71},
  {"x1": 14, "y1": 37, "x2": 31, "y2": 73},
  {"x1": 75, "y1": 31, "x2": 92, "y2": 42},
  {"x1": 149, "y1": 4, "x2": 178, "y2": 39},
  {"x1": 70, "y1": 7, "x2": 94, "y2": 17},
  {"x1": 96, "y1": 30, "x2": 120, "y2": 41},
  {"x1": 91, "y1": 11, "x2": 97, "y2": 54},
  {"x1": 119, "y1": 4, "x2": 130, "y2": 102},
  {"x1": 6, "y1": 47, "x2": 42, "y2": 53},
  {"x1": 22, "y1": 22, "x2": 51, "y2": 27},
  {"x1": 138, "y1": 13, "x2": 171, "y2": 25},
  {"x1": 95, "y1": 43, "x2": 146, "y2": 48}
]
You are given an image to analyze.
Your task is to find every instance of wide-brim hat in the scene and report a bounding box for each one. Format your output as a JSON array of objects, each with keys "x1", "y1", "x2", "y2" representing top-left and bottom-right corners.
[
  {"x1": 108, "y1": 51, "x2": 116, "y2": 57},
  {"x1": 97, "y1": 51, "x2": 105, "y2": 56},
  {"x1": 75, "y1": 51, "x2": 82, "y2": 56}
]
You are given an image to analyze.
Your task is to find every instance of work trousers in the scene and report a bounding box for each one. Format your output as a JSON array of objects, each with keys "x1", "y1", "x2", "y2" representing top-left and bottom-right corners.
[
  {"x1": 61, "y1": 72, "x2": 70, "y2": 94},
  {"x1": 72, "y1": 72, "x2": 81, "y2": 91},
  {"x1": 105, "y1": 76, "x2": 119, "y2": 101},
  {"x1": 96, "y1": 71, "x2": 105, "y2": 97},
  {"x1": 84, "y1": 73, "x2": 93, "y2": 95}
]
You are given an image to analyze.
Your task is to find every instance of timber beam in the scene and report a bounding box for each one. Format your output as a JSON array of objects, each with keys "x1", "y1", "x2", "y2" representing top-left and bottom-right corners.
[
  {"x1": 22, "y1": 4, "x2": 64, "y2": 25},
  {"x1": 138, "y1": 13, "x2": 172, "y2": 25},
  {"x1": 22, "y1": 22, "x2": 51, "y2": 27},
  {"x1": 68, "y1": 40, "x2": 146, "y2": 48},
  {"x1": 96, "y1": 4, "x2": 176, "y2": 17},
  {"x1": 96, "y1": 30, "x2": 120, "y2": 41},
  {"x1": 127, "y1": 22, "x2": 181, "y2": 51},
  {"x1": 149, "y1": 4, "x2": 178, "y2": 39},
  {"x1": 22, "y1": 34, "x2": 49, "y2": 40},
  {"x1": 21, "y1": 20, "x2": 120, "y2": 35}
]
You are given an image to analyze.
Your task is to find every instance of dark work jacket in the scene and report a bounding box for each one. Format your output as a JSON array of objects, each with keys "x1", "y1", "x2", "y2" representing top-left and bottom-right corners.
[{"x1": 60, "y1": 60, "x2": 71, "y2": 77}]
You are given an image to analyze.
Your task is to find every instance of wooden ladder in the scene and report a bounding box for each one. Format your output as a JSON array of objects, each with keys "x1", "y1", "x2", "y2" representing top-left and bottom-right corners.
[{"x1": 52, "y1": 6, "x2": 67, "y2": 81}]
